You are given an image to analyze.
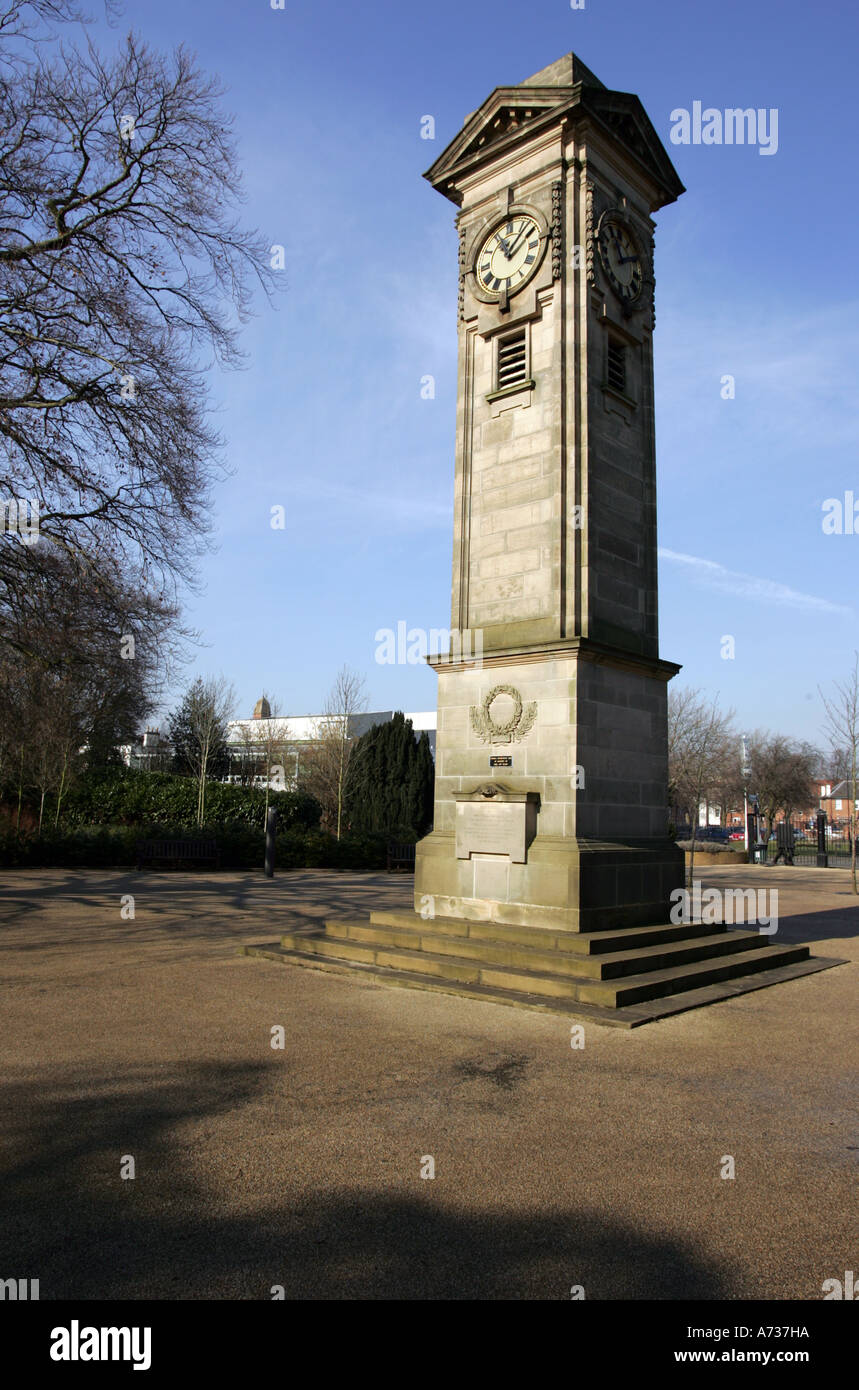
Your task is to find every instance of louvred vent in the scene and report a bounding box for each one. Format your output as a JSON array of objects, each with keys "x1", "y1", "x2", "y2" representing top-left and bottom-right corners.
[{"x1": 497, "y1": 331, "x2": 527, "y2": 388}]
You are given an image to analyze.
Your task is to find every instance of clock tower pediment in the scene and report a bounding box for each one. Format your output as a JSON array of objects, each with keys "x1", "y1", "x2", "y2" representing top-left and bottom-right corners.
[
  {"x1": 424, "y1": 53, "x2": 684, "y2": 215},
  {"x1": 423, "y1": 90, "x2": 565, "y2": 203},
  {"x1": 584, "y1": 89, "x2": 686, "y2": 209}
]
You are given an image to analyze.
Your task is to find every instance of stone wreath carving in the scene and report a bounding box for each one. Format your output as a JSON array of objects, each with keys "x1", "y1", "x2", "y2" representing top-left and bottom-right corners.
[{"x1": 470, "y1": 684, "x2": 537, "y2": 745}]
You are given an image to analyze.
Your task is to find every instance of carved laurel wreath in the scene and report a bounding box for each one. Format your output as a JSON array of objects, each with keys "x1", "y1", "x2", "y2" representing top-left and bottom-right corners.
[{"x1": 470, "y1": 684, "x2": 537, "y2": 745}]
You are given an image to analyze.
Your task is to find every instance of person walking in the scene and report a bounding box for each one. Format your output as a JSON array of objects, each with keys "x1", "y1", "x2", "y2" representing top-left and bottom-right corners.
[{"x1": 772, "y1": 821, "x2": 795, "y2": 866}]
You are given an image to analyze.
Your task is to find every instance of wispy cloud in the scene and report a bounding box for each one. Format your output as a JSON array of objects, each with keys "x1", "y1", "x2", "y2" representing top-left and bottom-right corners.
[
  {"x1": 287, "y1": 477, "x2": 451, "y2": 528},
  {"x1": 656, "y1": 300, "x2": 859, "y2": 460},
  {"x1": 658, "y1": 548, "x2": 851, "y2": 615}
]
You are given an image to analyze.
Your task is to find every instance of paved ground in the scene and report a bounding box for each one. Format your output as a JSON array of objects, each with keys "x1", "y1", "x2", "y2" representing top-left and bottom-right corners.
[{"x1": 0, "y1": 864, "x2": 855, "y2": 1300}]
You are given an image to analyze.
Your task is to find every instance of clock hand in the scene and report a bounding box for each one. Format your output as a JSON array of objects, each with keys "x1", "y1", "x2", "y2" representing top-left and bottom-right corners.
[{"x1": 507, "y1": 223, "x2": 531, "y2": 257}]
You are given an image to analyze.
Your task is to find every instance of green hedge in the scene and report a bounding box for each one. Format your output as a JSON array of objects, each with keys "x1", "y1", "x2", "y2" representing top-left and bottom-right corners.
[
  {"x1": 0, "y1": 826, "x2": 139, "y2": 868},
  {"x1": 51, "y1": 769, "x2": 322, "y2": 832},
  {"x1": 276, "y1": 830, "x2": 389, "y2": 871},
  {"x1": 676, "y1": 840, "x2": 747, "y2": 855},
  {"x1": 0, "y1": 824, "x2": 389, "y2": 870}
]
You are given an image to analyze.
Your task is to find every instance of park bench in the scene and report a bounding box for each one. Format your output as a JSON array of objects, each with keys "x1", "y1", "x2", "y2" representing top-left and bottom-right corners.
[
  {"x1": 136, "y1": 838, "x2": 220, "y2": 871},
  {"x1": 386, "y1": 842, "x2": 416, "y2": 873}
]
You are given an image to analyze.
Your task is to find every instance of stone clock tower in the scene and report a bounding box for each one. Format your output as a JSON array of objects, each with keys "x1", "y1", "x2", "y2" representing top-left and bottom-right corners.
[
  {"x1": 246, "y1": 53, "x2": 826, "y2": 1021},
  {"x1": 416, "y1": 52, "x2": 686, "y2": 931}
]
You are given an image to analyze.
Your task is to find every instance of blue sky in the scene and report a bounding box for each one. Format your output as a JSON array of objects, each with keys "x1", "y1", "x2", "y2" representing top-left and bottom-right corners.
[{"x1": 95, "y1": 0, "x2": 857, "y2": 741}]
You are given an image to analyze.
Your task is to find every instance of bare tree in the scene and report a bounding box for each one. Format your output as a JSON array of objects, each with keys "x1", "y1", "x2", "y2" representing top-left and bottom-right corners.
[
  {"x1": 748, "y1": 731, "x2": 818, "y2": 842},
  {"x1": 175, "y1": 676, "x2": 237, "y2": 828},
  {"x1": 0, "y1": 2, "x2": 275, "y2": 665},
  {"x1": 0, "y1": 556, "x2": 162, "y2": 830},
  {"x1": 668, "y1": 687, "x2": 735, "y2": 880},
  {"x1": 301, "y1": 667, "x2": 367, "y2": 839},
  {"x1": 229, "y1": 720, "x2": 261, "y2": 789},
  {"x1": 820, "y1": 654, "x2": 859, "y2": 894},
  {"x1": 703, "y1": 728, "x2": 767, "y2": 834},
  {"x1": 0, "y1": 654, "x2": 29, "y2": 826},
  {"x1": 825, "y1": 745, "x2": 853, "y2": 784}
]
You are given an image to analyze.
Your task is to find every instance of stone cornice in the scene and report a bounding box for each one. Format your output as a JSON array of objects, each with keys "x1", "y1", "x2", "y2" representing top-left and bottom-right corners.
[
  {"x1": 424, "y1": 83, "x2": 684, "y2": 212},
  {"x1": 428, "y1": 636, "x2": 681, "y2": 681}
]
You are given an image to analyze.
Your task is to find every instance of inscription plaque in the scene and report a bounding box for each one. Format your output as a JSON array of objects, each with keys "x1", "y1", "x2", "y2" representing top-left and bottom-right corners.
[{"x1": 454, "y1": 785, "x2": 539, "y2": 863}]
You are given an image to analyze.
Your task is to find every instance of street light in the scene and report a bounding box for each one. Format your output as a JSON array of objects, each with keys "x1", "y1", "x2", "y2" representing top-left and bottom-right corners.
[{"x1": 741, "y1": 734, "x2": 751, "y2": 857}]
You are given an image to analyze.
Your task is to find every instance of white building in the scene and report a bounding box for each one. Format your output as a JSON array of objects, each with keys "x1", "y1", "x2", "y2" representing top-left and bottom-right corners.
[
  {"x1": 118, "y1": 727, "x2": 174, "y2": 771},
  {"x1": 223, "y1": 702, "x2": 436, "y2": 788},
  {"x1": 119, "y1": 703, "x2": 437, "y2": 787}
]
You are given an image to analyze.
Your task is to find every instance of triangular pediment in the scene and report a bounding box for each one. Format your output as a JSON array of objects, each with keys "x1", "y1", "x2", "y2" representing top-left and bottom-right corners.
[
  {"x1": 583, "y1": 90, "x2": 685, "y2": 205},
  {"x1": 424, "y1": 55, "x2": 684, "y2": 210},
  {"x1": 424, "y1": 87, "x2": 569, "y2": 194}
]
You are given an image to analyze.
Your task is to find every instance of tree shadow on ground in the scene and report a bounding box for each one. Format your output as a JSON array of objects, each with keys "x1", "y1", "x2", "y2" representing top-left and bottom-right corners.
[
  {"x1": 0, "y1": 1060, "x2": 734, "y2": 1301},
  {"x1": 0, "y1": 869, "x2": 412, "y2": 950}
]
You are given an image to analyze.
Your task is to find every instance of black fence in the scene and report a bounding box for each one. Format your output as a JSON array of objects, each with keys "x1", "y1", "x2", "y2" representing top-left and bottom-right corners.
[{"x1": 754, "y1": 815, "x2": 854, "y2": 867}]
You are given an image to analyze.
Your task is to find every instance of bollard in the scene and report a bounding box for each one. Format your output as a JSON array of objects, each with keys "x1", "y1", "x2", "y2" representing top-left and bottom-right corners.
[
  {"x1": 265, "y1": 807, "x2": 277, "y2": 878},
  {"x1": 816, "y1": 810, "x2": 828, "y2": 869}
]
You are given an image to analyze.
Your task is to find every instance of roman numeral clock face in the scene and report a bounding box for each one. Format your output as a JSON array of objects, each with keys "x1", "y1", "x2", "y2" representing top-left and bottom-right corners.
[
  {"x1": 597, "y1": 217, "x2": 643, "y2": 304},
  {"x1": 476, "y1": 215, "x2": 541, "y2": 297}
]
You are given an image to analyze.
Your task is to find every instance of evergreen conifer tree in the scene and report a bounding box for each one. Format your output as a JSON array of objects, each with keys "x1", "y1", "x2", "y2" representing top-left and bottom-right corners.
[{"x1": 343, "y1": 714, "x2": 435, "y2": 838}]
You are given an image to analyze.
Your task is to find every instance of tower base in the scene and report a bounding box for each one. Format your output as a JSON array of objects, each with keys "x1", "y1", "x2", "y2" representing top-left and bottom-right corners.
[{"x1": 416, "y1": 830, "x2": 684, "y2": 933}]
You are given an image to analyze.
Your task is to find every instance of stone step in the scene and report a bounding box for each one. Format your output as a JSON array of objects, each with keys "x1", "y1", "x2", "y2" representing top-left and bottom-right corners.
[
  {"x1": 281, "y1": 932, "x2": 487, "y2": 986},
  {"x1": 573, "y1": 943, "x2": 812, "y2": 1008},
  {"x1": 319, "y1": 918, "x2": 768, "y2": 980},
  {"x1": 367, "y1": 909, "x2": 727, "y2": 956},
  {"x1": 277, "y1": 927, "x2": 809, "y2": 1003},
  {"x1": 474, "y1": 943, "x2": 809, "y2": 1004},
  {"x1": 239, "y1": 940, "x2": 841, "y2": 1028}
]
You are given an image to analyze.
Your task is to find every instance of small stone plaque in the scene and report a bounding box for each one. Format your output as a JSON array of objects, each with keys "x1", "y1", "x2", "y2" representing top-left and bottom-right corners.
[
  {"x1": 453, "y1": 784, "x2": 539, "y2": 864},
  {"x1": 490, "y1": 755, "x2": 512, "y2": 768}
]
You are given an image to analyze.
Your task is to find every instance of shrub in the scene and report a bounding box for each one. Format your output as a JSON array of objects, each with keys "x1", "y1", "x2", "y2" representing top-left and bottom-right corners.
[
  {"x1": 54, "y1": 769, "x2": 322, "y2": 832},
  {"x1": 0, "y1": 824, "x2": 389, "y2": 871},
  {"x1": 0, "y1": 825, "x2": 138, "y2": 868},
  {"x1": 676, "y1": 839, "x2": 746, "y2": 854}
]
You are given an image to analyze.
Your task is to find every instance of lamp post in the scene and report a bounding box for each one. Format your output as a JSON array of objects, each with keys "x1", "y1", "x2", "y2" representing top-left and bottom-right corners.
[
  {"x1": 741, "y1": 734, "x2": 752, "y2": 859},
  {"x1": 265, "y1": 807, "x2": 277, "y2": 878}
]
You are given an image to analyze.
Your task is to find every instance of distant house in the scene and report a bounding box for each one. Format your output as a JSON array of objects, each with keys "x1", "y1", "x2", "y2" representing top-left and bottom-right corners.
[{"x1": 818, "y1": 780, "x2": 858, "y2": 830}]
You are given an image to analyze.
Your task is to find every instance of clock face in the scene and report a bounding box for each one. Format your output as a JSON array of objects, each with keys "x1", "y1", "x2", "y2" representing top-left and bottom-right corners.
[
  {"x1": 597, "y1": 217, "x2": 643, "y2": 304},
  {"x1": 476, "y1": 215, "x2": 542, "y2": 297}
]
